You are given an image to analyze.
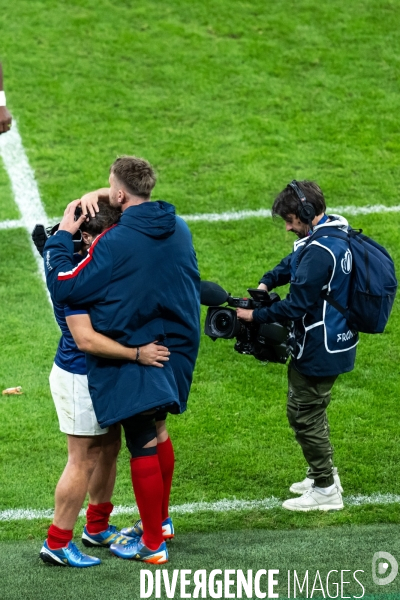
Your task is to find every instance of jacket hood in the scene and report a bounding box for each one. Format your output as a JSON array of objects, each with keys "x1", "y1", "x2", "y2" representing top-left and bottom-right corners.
[
  {"x1": 120, "y1": 200, "x2": 176, "y2": 239},
  {"x1": 293, "y1": 214, "x2": 349, "y2": 251},
  {"x1": 313, "y1": 214, "x2": 349, "y2": 234}
]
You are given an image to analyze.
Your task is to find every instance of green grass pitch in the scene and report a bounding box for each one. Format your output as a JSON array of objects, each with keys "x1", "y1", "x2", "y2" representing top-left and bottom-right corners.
[{"x1": 1, "y1": 0, "x2": 400, "y2": 597}]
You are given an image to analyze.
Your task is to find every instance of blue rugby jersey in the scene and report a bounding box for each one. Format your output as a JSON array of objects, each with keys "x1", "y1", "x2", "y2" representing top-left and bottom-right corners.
[{"x1": 52, "y1": 254, "x2": 88, "y2": 375}]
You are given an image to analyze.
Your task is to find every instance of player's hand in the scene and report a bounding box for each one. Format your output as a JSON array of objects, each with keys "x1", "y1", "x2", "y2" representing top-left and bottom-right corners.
[
  {"x1": 138, "y1": 342, "x2": 170, "y2": 368},
  {"x1": 58, "y1": 199, "x2": 87, "y2": 235},
  {"x1": 236, "y1": 308, "x2": 254, "y2": 322},
  {"x1": 0, "y1": 106, "x2": 12, "y2": 134},
  {"x1": 80, "y1": 188, "x2": 110, "y2": 218},
  {"x1": 258, "y1": 283, "x2": 268, "y2": 291}
]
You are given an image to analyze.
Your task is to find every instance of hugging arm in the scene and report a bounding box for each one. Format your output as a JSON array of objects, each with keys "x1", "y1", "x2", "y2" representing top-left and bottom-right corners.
[{"x1": 66, "y1": 313, "x2": 170, "y2": 368}]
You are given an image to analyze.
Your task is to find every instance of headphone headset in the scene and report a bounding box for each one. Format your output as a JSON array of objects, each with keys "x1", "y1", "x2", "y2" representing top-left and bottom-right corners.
[{"x1": 288, "y1": 180, "x2": 316, "y2": 225}]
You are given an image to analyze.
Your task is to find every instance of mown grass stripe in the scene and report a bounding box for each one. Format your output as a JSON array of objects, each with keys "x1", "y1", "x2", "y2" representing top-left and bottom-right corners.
[{"x1": 2, "y1": 493, "x2": 400, "y2": 522}]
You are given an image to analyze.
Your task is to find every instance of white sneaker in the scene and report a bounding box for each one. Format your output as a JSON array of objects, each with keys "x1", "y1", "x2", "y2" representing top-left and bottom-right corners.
[
  {"x1": 282, "y1": 485, "x2": 344, "y2": 512},
  {"x1": 289, "y1": 467, "x2": 343, "y2": 494}
]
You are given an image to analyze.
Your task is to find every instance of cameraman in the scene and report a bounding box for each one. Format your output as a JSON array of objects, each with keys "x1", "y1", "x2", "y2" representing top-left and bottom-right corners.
[{"x1": 237, "y1": 180, "x2": 358, "y2": 512}]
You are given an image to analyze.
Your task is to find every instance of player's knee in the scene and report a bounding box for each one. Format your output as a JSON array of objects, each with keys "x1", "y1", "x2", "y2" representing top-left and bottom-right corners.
[
  {"x1": 122, "y1": 413, "x2": 157, "y2": 458},
  {"x1": 101, "y1": 425, "x2": 122, "y2": 457}
]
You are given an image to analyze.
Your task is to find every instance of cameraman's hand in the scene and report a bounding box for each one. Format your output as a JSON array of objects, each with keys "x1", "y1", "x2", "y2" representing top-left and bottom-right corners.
[
  {"x1": 138, "y1": 342, "x2": 170, "y2": 368},
  {"x1": 258, "y1": 283, "x2": 268, "y2": 291},
  {"x1": 236, "y1": 308, "x2": 254, "y2": 322},
  {"x1": 58, "y1": 199, "x2": 87, "y2": 235}
]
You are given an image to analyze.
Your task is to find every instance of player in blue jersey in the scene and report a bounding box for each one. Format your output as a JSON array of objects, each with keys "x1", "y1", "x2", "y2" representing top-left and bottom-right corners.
[{"x1": 40, "y1": 201, "x2": 171, "y2": 568}]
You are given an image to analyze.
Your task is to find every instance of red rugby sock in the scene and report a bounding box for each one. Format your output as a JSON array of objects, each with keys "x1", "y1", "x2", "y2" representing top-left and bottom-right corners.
[
  {"x1": 130, "y1": 455, "x2": 164, "y2": 550},
  {"x1": 86, "y1": 501, "x2": 113, "y2": 534},
  {"x1": 47, "y1": 524, "x2": 73, "y2": 550},
  {"x1": 157, "y1": 437, "x2": 175, "y2": 521}
]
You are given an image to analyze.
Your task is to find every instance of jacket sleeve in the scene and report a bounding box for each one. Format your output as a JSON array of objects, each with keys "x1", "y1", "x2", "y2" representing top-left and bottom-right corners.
[
  {"x1": 44, "y1": 230, "x2": 113, "y2": 305},
  {"x1": 259, "y1": 253, "x2": 292, "y2": 290},
  {"x1": 253, "y1": 244, "x2": 334, "y2": 324}
]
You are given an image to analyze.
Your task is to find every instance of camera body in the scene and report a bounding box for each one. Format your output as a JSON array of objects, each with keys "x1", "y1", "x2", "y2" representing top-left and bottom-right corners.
[
  {"x1": 31, "y1": 207, "x2": 84, "y2": 257},
  {"x1": 203, "y1": 286, "x2": 290, "y2": 364}
]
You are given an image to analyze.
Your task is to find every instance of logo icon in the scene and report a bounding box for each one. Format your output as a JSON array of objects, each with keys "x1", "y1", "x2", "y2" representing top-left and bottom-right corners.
[
  {"x1": 372, "y1": 552, "x2": 398, "y2": 585},
  {"x1": 341, "y1": 249, "x2": 352, "y2": 274}
]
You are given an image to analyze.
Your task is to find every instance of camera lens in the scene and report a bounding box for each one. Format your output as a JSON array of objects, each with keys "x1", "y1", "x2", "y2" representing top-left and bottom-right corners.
[
  {"x1": 215, "y1": 313, "x2": 232, "y2": 333},
  {"x1": 208, "y1": 308, "x2": 238, "y2": 339}
]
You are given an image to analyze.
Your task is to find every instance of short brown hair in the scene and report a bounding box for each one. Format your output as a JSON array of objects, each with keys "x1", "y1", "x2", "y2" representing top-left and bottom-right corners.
[
  {"x1": 272, "y1": 180, "x2": 326, "y2": 220},
  {"x1": 110, "y1": 156, "x2": 156, "y2": 199},
  {"x1": 81, "y1": 199, "x2": 120, "y2": 236}
]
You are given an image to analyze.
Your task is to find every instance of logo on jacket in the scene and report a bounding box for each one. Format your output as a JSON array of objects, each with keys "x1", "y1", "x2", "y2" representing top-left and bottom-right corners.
[
  {"x1": 341, "y1": 249, "x2": 352, "y2": 274},
  {"x1": 337, "y1": 330, "x2": 356, "y2": 343},
  {"x1": 45, "y1": 250, "x2": 53, "y2": 272}
]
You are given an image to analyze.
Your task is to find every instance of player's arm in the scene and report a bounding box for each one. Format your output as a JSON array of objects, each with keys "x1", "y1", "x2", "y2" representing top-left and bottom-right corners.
[
  {"x1": 0, "y1": 62, "x2": 12, "y2": 134},
  {"x1": 44, "y1": 200, "x2": 114, "y2": 305},
  {"x1": 80, "y1": 188, "x2": 111, "y2": 217},
  {"x1": 66, "y1": 313, "x2": 170, "y2": 368}
]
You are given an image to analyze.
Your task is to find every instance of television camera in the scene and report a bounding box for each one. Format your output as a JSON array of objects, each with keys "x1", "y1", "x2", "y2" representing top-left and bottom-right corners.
[{"x1": 201, "y1": 281, "x2": 290, "y2": 364}]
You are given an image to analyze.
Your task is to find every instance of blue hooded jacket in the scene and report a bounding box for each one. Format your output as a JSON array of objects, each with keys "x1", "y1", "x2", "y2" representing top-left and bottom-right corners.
[{"x1": 44, "y1": 201, "x2": 201, "y2": 427}]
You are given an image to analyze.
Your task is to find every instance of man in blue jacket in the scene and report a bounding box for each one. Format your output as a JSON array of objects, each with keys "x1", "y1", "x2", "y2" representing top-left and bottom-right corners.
[
  {"x1": 44, "y1": 156, "x2": 201, "y2": 563},
  {"x1": 237, "y1": 180, "x2": 358, "y2": 512}
]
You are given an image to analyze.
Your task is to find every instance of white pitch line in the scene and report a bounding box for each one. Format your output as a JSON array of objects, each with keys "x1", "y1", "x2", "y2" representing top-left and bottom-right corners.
[
  {"x1": 0, "y1": 122, "x2": 49, "y2": 291},
  {"x1": 1, "y1": 493, "x2": 400, "y2": 522},
  {"x1": 1, "y1": 204, "x2": 400, "y2": 233},
  {"x1": 180, "y1": 204, "x2": 400, "y2": 222},
  {"x1": 0, "y1": 218, "x2": 24, "y2": 230}
]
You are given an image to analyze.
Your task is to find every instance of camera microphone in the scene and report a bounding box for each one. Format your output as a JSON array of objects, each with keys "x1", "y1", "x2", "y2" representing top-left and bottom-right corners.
[{"x1": 200, "y1": 281, "x2": 229, "y2": 306}]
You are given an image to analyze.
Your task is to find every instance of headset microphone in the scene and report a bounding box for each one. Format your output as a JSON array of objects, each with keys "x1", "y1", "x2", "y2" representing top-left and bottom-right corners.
[{"x1": 288, "y1": 180, "x2": 316, "y2": 225}]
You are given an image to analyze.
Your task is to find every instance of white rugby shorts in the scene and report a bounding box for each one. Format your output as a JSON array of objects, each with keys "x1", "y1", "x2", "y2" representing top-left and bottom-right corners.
[{"x1": 49, "y1": 363, "x2": 108, "y2": 436}]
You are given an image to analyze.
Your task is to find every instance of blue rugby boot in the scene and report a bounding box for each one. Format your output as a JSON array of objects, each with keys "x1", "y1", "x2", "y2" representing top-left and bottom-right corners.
[
  {"x1": 40, "y1": 540, "x2": 101, "y2": 567},
  {"x1": 121, "y1": 516, "x2": 174, "y2": 541},
  {"x1": 110, "y1": 537, "x2": 168, "y2": 564},
  {"x1": 81, "y1": 524, "x2": 131, "y2": 548}
]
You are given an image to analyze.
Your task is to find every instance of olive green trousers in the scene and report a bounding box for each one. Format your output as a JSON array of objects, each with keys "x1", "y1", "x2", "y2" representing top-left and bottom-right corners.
[{"x1": 287, "y1": 362, "x2": 338, "y2": 487}]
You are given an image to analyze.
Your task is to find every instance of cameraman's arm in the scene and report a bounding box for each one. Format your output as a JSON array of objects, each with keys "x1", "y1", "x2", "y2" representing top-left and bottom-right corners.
[
  {"x1": 253, "y1": 245, "x2": 333, "y2": 324},
  {"x1": 258, "y1": 253, "x2": 292, "y2": 291},
  {"x1": 66, "y1": 313, "x2": 170, "y2": 368}
]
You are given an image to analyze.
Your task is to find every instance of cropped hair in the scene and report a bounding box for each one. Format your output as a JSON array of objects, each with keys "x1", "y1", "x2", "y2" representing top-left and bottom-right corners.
[
  {"x1": 272, "y1": 180, "x2": 326, "y2": 220},
  {"x1": 110, "y1": 156, "x2": 156, "y2": 199},
  {"x1": 80, "y1": 199, "x2": 120, "y2": 236}
]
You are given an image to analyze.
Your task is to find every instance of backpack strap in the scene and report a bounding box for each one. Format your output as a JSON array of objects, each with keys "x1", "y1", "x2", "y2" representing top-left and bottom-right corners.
[
  {"x1": 303, "y1": 227, "x2": 362, "y2": 314},
  {"x1": 320, "y1": 290, "x2": 347, "y2": 315}
]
